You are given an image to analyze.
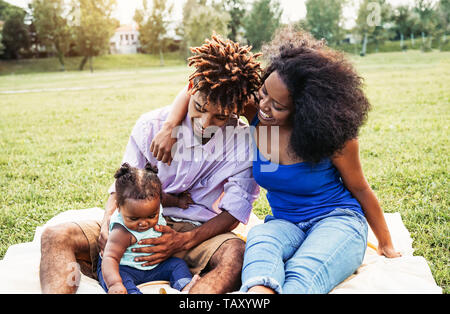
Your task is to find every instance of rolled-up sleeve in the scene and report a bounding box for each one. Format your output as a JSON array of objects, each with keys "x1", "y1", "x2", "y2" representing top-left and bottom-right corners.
[{"x1": 218, "y1": 165, "x2": 260, "y2": 224}]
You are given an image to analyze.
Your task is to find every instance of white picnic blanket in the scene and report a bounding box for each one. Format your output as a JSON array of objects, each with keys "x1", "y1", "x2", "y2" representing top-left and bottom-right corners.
[{"x1": 0, "y1": 208, "x2": 442, "y2": 294}]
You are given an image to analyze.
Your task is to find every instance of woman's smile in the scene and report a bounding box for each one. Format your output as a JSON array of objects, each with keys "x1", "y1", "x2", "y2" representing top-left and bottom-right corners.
[{"x1": 257, "y1": 108, "x2": 275, "y2": 122}]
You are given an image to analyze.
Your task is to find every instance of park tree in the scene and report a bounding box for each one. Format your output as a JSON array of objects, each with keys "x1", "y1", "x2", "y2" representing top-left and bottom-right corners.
[
  {"x1": 134, "y1": 0, "x2": 173, "y2": 65},
  {"x1": 243, "y1": 0, "x2": 282, "y2": 51},
  {"x1": 305, "y1": 0, "x2": 346, "y2": 45},
  {"x1": 391, "y1": 5, "x2": 417, "y2": 49},
  {"x1": 30, "y1": 0, "x2": 72, "y2": 71},
  {"x1": 1, "y1": 9, "x2": 30, "y2": 59},
  {"x1": 436, "y1": 0, "x2": 449, "y2": 49},
  {"x1": 178, "y1": 0, "x2": 229, "y2": 58},
  {"x1": 184, "y1": 3, "x2": 230, "y2": 50},
  {"x1": 71, "y1": 0, "x2": 118, "y2": 72},
  {"x1": 355, "y1": 0, "x2": 393, "y2": 56},
  {"x1": 223, "y1": 0, "x2": 247, "y2": 42},
  {"x1": 0, "y1": 32, "x2": 4, "y2": 56},
  {"x1": 413, "y1": 0, "x2": 438, "y2": 51}
]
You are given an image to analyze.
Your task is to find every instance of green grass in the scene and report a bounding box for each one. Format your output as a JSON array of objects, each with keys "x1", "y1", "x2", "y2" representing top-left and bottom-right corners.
[
  {"x1": 0, "y1": 52, "x2": 186, "y2": 75},
  {"x1": 0, "y1": 51, "x2": 449, "y2": 293}
]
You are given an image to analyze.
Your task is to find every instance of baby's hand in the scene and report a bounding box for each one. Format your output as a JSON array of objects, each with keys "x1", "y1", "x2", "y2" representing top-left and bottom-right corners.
[
  {"x1": 108, "y1": 282, "x2": 127, "y2": 294},
  {"x1": 178, "y1": 191, "x2": 194, "y2": 209}
]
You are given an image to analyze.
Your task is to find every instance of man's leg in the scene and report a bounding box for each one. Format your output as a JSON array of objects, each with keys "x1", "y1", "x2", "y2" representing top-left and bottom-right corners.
[
  {"x1": 189, "y1": 238, "x2": 245, "y2": 294},
  {"x1": 39, "y1": 222, "x2": 93, "y2": 294}
]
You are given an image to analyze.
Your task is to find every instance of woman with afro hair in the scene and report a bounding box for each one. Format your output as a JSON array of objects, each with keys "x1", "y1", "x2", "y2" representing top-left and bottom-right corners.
[{"x1": 151, "y1": 27, "x2": 401, "y2": 294}]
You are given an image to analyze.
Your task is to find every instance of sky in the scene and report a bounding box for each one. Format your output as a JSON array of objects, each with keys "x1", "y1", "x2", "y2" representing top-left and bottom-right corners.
[{"x1": 4, "y1": 0, "x2": 421, "y2": 28}]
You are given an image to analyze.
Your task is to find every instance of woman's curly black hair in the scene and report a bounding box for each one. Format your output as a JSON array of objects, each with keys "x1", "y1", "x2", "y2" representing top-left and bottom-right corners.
[
  {"x1": 114, "y1": 162, "x2": 162, "y2": 206},
  {"x1": 262, "y1": 26, "x2": 371, "y2": 163}
]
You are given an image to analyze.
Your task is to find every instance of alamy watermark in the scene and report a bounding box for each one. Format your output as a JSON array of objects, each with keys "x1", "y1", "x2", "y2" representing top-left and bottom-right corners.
[{"x1": 169, "y1": 118, "x2": 283, "y2": 173}]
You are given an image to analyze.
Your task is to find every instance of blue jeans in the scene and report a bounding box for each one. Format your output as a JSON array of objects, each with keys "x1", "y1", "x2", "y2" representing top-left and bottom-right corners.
[
  {"x1": 240, "y1": 208, "x2": 368, "y2": 294},
  {"x1": 97, "y1": 256, "x2": 192, "y2": 294}
]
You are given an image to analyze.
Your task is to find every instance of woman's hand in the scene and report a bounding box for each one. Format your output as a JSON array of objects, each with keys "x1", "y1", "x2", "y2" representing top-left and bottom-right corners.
[
  {"x1": 378, "y1": 243, "x2": 402, "y2": 258},
  {"x1": 150, "y1": 123, "x2": 178, "y2": 166},
  {"x1": 108, "y1": 282, "x2": 127, "y2": 294}
]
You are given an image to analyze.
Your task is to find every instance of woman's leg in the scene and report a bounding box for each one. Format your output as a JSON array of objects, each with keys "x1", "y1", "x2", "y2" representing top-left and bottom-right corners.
[
  {"x1": 282, "y1": 209, "x2": 368, "y2": 294},
  {"x1": 240, "y1": 219, "x2": 306, "y2": 294}
]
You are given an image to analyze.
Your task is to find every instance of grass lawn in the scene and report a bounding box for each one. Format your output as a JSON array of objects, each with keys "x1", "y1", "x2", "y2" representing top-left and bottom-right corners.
[{"x1": 0, "y1": 51, "x2": 449, "y2": 293}]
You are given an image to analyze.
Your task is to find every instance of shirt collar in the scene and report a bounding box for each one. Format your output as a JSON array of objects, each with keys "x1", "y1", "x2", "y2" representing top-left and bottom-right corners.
[{"x1": 180, "y1": 113, "x2": 216, "y2": 155}]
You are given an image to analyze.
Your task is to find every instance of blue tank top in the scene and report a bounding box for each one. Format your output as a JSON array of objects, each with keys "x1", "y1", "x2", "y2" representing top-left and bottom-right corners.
[{"x1": 250, "y1": 116, "x2": 363, "y2": 223}]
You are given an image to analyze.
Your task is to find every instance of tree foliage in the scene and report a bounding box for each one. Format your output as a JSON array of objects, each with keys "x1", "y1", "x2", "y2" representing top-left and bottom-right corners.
[
  {"x1": 243, "y1": 0, "x2": 282, "y2": 51},
  {"x1": 184, "y1": 3, "x2": 230, "y2": 49},
  {"x1": 71, "y1": 0, "x2": 118, "y2": 71},
  {"x1": 305, "y1": 0, "x2": 346, "y2": 45},
  {"x1": 1, "y1": 9, "x2": 30, "y2": 59},
  {"x1": 30, "y1": 0, "x2": 72, "y2": 70},
  {"x1": 134, "y1": 0, "x2": 173, "y2": 59}
]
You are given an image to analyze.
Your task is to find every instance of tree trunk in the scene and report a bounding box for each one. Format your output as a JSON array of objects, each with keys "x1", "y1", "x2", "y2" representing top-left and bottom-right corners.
[
  {"x1": 89, "y1": 56, "x2": 93, "y2": 73},
  {"x1": 159, "y1": 46, "x2": 164, "y2": 67},
  {"x1": 400, "y1": 33, "x2": 405, "y2": 51},
  {"x1": 360, "y1": 32, "x2": 368, "y2": 56},
  {"x1": 79, "y1": 56, "x2": 88, "y2": 71},
  {"x1": 57, "y1": 51, "x2": 65, "y2": 72}
]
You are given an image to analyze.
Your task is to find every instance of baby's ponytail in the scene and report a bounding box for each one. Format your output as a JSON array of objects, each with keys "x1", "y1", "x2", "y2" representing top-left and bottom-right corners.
[
  {"x1": 114, "y1": 162, "x2": 132, "y2": 179},
  {"x1": 144, "y1": 162, "x2": 158, "y2": 175}
]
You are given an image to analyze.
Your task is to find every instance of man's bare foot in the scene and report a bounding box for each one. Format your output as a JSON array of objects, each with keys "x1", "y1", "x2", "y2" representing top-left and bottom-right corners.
[{"x1": 182, "y1": 274, "x2": 201, "y2": 292}]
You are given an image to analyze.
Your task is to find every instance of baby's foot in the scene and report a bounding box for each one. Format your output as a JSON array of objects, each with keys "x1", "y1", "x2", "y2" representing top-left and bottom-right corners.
[{"x1": 181, "y1": 274, "x2": 201, "y2": 292}]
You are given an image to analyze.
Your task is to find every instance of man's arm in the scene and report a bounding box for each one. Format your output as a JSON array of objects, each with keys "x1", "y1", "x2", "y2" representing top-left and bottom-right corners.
[
  {"x1": 98, "y1": 192, "x2": 118, "y2": 255},
  {"x1": 134, "y1": 165, "x2": 257, "y2": 266}
]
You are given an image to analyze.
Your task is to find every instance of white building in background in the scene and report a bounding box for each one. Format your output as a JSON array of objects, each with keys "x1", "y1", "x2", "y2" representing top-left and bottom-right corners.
[{"x1": 110, "y1": 24, "x2": 140, "y2": 54}]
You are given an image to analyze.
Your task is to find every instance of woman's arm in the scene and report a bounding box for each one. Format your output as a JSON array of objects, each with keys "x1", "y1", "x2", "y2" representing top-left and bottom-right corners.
[
  {"x1": 101, "y1": 224, "x2": 133, "y2": 293},
  {"x1": 150, "y1": 85, "x2": 190, "y2": 165},
  {"x1": 151, "y1": 85, "x2": 259, "y2": 164},
  {"x1": 332, "y1": 139, "x2": 401, "y2": 258}
]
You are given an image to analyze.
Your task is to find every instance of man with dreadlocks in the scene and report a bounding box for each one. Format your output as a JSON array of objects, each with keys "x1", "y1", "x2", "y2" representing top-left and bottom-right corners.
[{"x1": 39, "y1": 35, "x2": 262, "y2": 294}]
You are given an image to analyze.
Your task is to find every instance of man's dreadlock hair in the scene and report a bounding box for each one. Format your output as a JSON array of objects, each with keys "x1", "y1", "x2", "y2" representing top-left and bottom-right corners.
[{"x1": 187, "y1": 34, "x2": 262, "y2": 116}]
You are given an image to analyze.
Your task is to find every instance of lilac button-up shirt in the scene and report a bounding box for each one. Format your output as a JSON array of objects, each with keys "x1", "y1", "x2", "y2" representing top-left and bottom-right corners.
[{"x1": 109, "y1": 106, "x2": 259, "y2": 224}]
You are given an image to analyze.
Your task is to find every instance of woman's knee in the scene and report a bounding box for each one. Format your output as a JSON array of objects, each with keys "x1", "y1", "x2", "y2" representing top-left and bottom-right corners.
[{"x1": 247, "y1": 219, "x2": 302, "y2": 247}]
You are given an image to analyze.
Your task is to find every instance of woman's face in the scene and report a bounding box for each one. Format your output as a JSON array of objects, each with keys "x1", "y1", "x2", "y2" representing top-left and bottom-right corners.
[{"x1": 257, "y1": 71, "x2": 294, "y2": 127}]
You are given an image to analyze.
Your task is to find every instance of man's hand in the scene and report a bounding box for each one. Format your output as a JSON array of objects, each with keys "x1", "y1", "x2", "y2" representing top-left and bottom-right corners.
[{"x1": 131, "y1": 225, "x2": 191, "y2": 267}]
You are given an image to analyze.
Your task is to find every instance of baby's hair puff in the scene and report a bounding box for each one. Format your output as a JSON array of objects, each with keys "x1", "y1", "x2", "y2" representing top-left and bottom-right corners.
[{"x1": 114, "y1": 162, "x2": 162, "y2": 206}]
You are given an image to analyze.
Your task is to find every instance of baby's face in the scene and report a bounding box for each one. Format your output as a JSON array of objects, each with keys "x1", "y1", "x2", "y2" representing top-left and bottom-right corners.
[{"x1": 120, "y1": 197, "x2": 160, "y2": 232}]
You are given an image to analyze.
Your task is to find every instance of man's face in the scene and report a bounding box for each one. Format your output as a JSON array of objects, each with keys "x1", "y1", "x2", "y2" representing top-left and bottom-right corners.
[{"x1": 188, "y1": 91, "x2": 232, "y2": 144}]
